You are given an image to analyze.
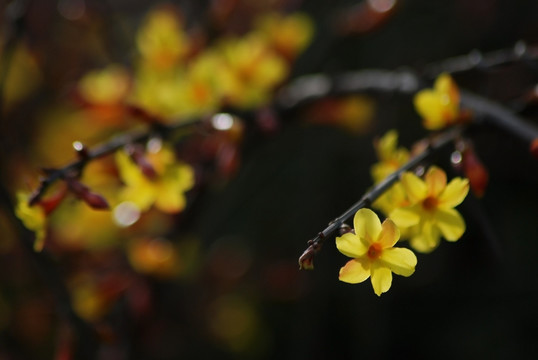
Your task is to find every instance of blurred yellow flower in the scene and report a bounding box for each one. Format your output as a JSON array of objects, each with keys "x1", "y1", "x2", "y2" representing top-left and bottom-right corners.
[
  {"x1": 127, "y1": 237, "x2": 181, "y2": 278},
  {"x1": 370, "y1": 130, "x2": 410, "y2": 215},
  {"x1": 371, "y1": 130, "x2": 410, "y2": 183},
  {"x1": 136, "y1": 7, "x2": 188, "y2": 70},
  {"x1": 336, "y1": 208, "x2": 417, "y2": 296},
  {"x1": 254, "y1": 12, "x2": 314, "y2": 60},
  {"x1": 1, "y1": 42, "x2": 41, "y2": 110},
  {"x1": 15, "y1": 192, "x2": 46, "y2": 251},
  {"x1": 116, "y1": 144, "x2": 194, "y2": 213},
  {"x1": 77, "y1": 65, "x2": 130, "y2": 106},
  {"x1": 414, "y1": 73, "x2": 460, "y2": 130},
  {"x1": 219, "y1": 35, "x2": 288, "y2": 108},
  {"x1": 390, "y1": 166, "x2": 469, "y2": 253}
]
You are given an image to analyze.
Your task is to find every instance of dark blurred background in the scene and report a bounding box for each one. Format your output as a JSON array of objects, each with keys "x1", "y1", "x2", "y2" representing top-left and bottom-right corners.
[{"x1": 2, "y1": 0, "x2": 538, "y2": 359}]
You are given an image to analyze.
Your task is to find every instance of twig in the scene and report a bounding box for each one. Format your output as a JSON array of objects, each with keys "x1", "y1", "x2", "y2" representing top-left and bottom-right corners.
[
  {"x1": 298, "y1": 126, "x2": 464, "y2": 269},
  {"x1": 29, "y1": 117, "x2": 202, "y2": 205},
  {"x1": 460, "y1": 90, "x2": 538, "y2": 152},
  {"x1": 422, "y1": 41, "x2": 538, "y2": 77}
]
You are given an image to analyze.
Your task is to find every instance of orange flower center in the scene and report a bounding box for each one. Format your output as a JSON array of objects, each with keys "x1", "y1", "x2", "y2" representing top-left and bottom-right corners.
[
  {"x1": 422, "y1": 196, "x2": 438, "y2": 211},
  {"x1": 367, "y1": 243, "x2": 382, "y2": 260}
]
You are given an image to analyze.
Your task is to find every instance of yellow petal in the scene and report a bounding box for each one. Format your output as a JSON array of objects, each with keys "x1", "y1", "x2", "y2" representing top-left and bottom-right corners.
[
  {"x1": 425, "y1": 166, "x2": 447, "y2": 197},
  {"x1": 390, "y1": 205, "x2": 421, "y2": 228},
  {"x1": 376, "y1": 130, "x2": 398, "y2": 160},
  {"x1": 413, "y1": 91, "x2": 445, "y2": 130},
  {"x1": 154, "y1": 186, "x2": 186, "y2": 213},
  {"x1": 435, "y1": 208, "x2": 465, "y2": 241},
  {"x1": 400, "y1": 172, "x2": 427, "y2": 203},
  {"x1": 370, "y1": 264, "x2": 392, "y2": 296},
  {"x1": 438, "y1": 177, "x2": 469, "y2": 208},
  {"x1": 409, "y1": 221, "x2": 440, "y2": 253},
  {"x1": 121, "y1": 183, "x2": 155, "y2": 212},
  {"x1": 377, "y1": 218, "x2": 400, "y2": 249},
  {"x1": 353, "y1": 208, "x2": 382, "y2": 245},
  {"x1": 435, "y1": 73, "x2": 460, "y2": 104},
  {"x1": 336, "y1": 232, "x2": 368, "y2": 258},
  {"x1": 338, "y1": 258, "x2": 371, "y2": 284},
  {"x1": 116, "y1": 150, "x2": 144, "y2": 187},
  {"x1": 34, "y1": 229, "x2": 46, "y2": 252},
  {"x1": 380, "y1": 247, "x2": 417, "y2": 277}
]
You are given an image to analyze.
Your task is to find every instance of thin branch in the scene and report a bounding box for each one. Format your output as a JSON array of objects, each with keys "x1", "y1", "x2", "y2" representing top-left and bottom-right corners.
[
  {"x1": 422, "y1": 41, "x2": 538, "y2": 77},
  {"x1": 29, "y1": 117, "x2": 202, "y2": 205},
  {"x1": 298, "y1": 126, "x2": 464, "y2": 269},
  {"x1": 460, "y1": 90, "x2": 538, "y2": 151}
]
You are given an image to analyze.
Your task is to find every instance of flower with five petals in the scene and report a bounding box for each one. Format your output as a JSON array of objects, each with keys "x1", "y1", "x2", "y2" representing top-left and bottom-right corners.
[
  {"x1": 390, "y1": 166, "x2": 469, "y2": 253},
  {"x1": 336, "y1": 208, "x2": 417, "y2": 296},
  {"x1": 413, "y1": 73, "x2": 460, "y2": 130}
]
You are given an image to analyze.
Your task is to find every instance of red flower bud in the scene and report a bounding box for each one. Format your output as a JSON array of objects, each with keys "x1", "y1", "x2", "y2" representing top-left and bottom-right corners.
[
  {"x1": 125, "y1": 144, "x2": 157, "y2": 180},
  {"x1": 530, "y1": 138, "x2": 538, "y2": 159},
  {"x1": 462, "y1": 146, "x2": 489, "y2": 198},
  {"x1": 66, "y1": 177, "x2": 110, "y2": 209}
]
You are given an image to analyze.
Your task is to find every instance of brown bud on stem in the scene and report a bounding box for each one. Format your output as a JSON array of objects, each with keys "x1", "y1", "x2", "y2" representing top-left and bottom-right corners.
[{"x1": 65, "y1": 177, "x2": 110, "y2": 210}]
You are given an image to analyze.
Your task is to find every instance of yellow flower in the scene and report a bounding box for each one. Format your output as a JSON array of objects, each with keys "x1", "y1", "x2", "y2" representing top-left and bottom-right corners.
[
  {"x1": 336, "y1": 208, "x2": 417, "y2": 296},
  {"x1": 414, "y1": 73, "x2": 460, "y2": 130},
  {"x1": 14, "y1": 192, "x2": 47, "y2": 251},
  {"x1": 77, "y1": 65, "x2": 130, "y2": 106},
  {"x1": 373, "y1": 182, "x2": 409, "y2": 217},
  {"x1": 390, "y1": 166, "x2": 469, "y2": 253},
  {"x1": 370, "y1": 131, "x2": 410, "y2": 215},
  {"x1": 136, "y1": 7, "x2": 188, "y2": 70},
  {"x1": 218, "y1": 35, "x2": 288, "y2": 108},
  {"x1": 116, "y1": 144, "x2": 194, "y2": 213},
  {"x1": 127, "y1": 237, "x2": 181, "y2": 278},
  {"x1": 371, "y1": 130, "x2": 410, "y2": 184},
  {"x1": 254, "y1": 12, "x2": 314, "y2": 60}
]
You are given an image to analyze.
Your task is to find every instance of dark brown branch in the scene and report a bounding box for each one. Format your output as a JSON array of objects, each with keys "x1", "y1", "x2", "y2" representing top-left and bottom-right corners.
[{"x1": 298, "y1": 126, "x2": 464, "y2": 269}]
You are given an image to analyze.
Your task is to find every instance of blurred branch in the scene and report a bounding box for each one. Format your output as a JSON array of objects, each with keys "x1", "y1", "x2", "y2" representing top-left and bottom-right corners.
[
  {"x1": 423, "y1": 41, "x2": 538, "y2": 77},
  {"x1": 29, "y1": 115, "x2": 202, "y2": 205},
  {"x1": 298, "y1": 125, "x2": 464, "y2": 270},
  {"x1": 460, "y1": 90, "x2": 538, "y2": 154}
]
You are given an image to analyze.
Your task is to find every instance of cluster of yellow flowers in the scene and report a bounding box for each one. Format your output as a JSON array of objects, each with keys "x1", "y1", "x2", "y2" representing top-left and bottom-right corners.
[
  {"x1": 79, "y1": 8, "x2": 313, "y2": 120},
  {"x1": 336, "y1": 74, "x2": 470, "y2": 296}
]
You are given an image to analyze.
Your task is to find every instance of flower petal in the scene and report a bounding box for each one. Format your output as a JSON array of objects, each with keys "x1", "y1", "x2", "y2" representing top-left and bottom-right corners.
[
  {"x1": 339, "y1": 258, "x2": 371, "y2": 284},
  {"x1": 370, "y1": 264, "x2": 392, "y2": 296},
  {"x1": 435, "y1": 208, "x2": 465, "y2": 241},
  {"x1": 425, "y1": 166, "x2": 447, "y2": 197},
  {"x1": 377, "y1": 218, "x2": 400, "y2": 249},
  {"x1": 413, "y1": 91, "x2": 445, "y2": 130},
  {"x1": 435, "y1": 73, "x2": 460, "y2": 104},
  {"x1": 390, "y1": 205, "x2": 421, "y2": 228},
  {"x1": 409, "y1": 221, "x2": 440, "y2": 253},
  {"x1": 380, "y1": 247, "x2": 417, "y2": 277},
  {"x1": 400, "y1": 172, "x2": 427, "y2": 204},
  {"x1": 353, "y1": 208, "x2": 382, "y2": 245},
  {"x1": 116, "y1": 150, "x2": 144, "y2": 186},
  {"x1": 438, "y1": 177, "x2": 469, "y2": 208},
  {"x1": 336, "y1": 233, "x2": 367, "y2": 258}
]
